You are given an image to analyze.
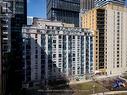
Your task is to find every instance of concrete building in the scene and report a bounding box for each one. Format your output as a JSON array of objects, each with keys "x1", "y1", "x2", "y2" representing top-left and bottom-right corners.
[
  {"x1": 104, "y1": 3, "x2": 127, "y2": 75},
  {"x1": 81, "y1": 3, "x2": 127, "y2": 76},
  {"x1": 47, "y1": 0, "x2": 80, "y2": 27},
  {"x1": 22, "y1": 19, "x2": 94, "y2": 87},
  {"x1": 81, "y1": 8, "x2": 105, "y2": 74}
]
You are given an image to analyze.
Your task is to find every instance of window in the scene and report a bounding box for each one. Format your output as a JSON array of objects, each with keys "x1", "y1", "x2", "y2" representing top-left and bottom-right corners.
[
  {"x1": 35, "y1": 34, "x2": 37, "y2": 38},
  {"x1": 53, "y1": 54, "x2": 56, "y2": 58},
  {"x1": 35, "y1": 55, "x2": 38, "y2": 58},
  {"x1": 73, "y1": 36, "x2": 75, "y2": 39},
  {"x1": 59, "y1": 45, "x2": 61, "y2": 48},
  {"x1": 35, "y1": 50, "x2": 38, "y2": 54},
  {"x1": 59, "y1": 54, "x2": 62, "y2": 57},
  {"x1": 53, "y1": 40, "x2": 56, "y2": 43},
  {"x1": 73, "y1": 58, "x2": 75, "y2": 61},
  {"x1": 59, "y1": 35, "x2": 61, "y2": 39},
  {"x1": 35, "y1": 39, "x2": 37, "y2": 43}
]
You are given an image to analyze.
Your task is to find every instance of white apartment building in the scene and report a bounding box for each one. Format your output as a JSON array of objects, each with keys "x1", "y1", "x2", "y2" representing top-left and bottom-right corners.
[
  {"x1": 104, "y1": 4, "x2": 127, "y2": 75},
  {"x1": 22, "y1": 19, "x2": 94, "y2": 86}
]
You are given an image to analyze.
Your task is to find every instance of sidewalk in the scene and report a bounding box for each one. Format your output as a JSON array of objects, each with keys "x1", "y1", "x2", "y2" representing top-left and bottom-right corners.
[{"x1": 91, "y1": 91, "x2": 127, "y2": 95}]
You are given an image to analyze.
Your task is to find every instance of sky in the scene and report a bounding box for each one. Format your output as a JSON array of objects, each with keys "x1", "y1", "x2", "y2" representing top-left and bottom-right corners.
[
  {"x1": 27, "y1": 0, "x2": 46, "y2": 18},
  {"x1": 27, "y1": 0, "x2": 127, "y2": 18}
]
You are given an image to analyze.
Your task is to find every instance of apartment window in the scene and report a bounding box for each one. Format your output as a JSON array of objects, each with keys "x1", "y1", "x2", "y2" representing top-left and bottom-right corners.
[
  {"x1": 47, "y1": 26, "x2": 50, "y2": 29},
  {"x1": 56, "y1": 27, "x2": 60, "y2": 30},
  {"x1": 59, "y1": 45, "x2": 62, "y2": 48},
  {"x1": 117, "y1": 23, "x2": 119, "y2": 25},
  {"x1": 35, "y1": 55, "x2": 38, "y2": 59},
  {"x1": 59, "y1": 54, "x2": 62, "y2": 57},
  {"x1": 35, "y1": 50, "x2": 38, "y2": 54},
  {"x1": 77, "y1": 71, "x2": 80, "y2": 74},
  {"x1": 53, "y1": 54, "x2": 56, "y2": 58},
  {"x1": 117, "y1": 26, "x2": 120, "y2": 29},
  {"x1": 73, "y1": 36, "x2": 75, "y2": 39},
  {"x1": 59, "y1": 35, "x2": 62, "y2": 39},
  {"x1": 53, "y1": 40, "x2": 56, "y2": 43},
  {"x1": 58, "y1": 68, "x2": 61, "y2": 72},
  {"x1": 35, "y1": 34, "x2": 38, "y2": 38},
  {"x1": 35, "y1": 39, "x2": 37, "y2": 43}
]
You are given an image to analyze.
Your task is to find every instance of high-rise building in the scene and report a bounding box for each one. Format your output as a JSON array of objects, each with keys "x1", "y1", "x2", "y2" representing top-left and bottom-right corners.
[
  {"x1": 47, "y1": 0, "x2": 80, "y2": 27},
  {"x1": 81, "y1": 8, "x2": 105, "y2": 74},
  {"x1": 22, "y1": 19, "x2": 94, "y2": 87},
  {"x1": 80, "y1": 0, "x2": 95, "y2": 11},
  {"x1": 27, "y1": 16, "x2": 33, "y2": 25},
  {"x1": 80, "y1": 0, "x2": 126, "y2": 12},
  {"x1": 80, "y1": 0, "x2": 126, "y2": 27},
  {"x1": 0, "y1": 1, "x2": 12, "y2": 95},
  {"x1": 81, "y1": 3, "x2": 127, "y2": 76},
  {"x1": 95, "y1": 0, "x2": 126, "y2": 7},
  {"x1": 104, "y1": 3, "x2": 127, "y2": 75},
  {"x1": 0, "y1": 3, "x2": 2, "y2": 94},
  {"x1": 1, "y1": 0, "x2": 27, "y2": 95}
]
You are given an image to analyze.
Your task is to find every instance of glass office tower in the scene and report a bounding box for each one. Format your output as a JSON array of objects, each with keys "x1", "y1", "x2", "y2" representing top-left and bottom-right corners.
[
  {"x1": 80, "y1": 0, "x2": 95, "y2": 11},
  {"x1": 80, "y1": 0, "x2": 126, "y2": 12},
  {"x1": 95, "y1": 0, "x2": 126, "y2": 7},
  {"x1": 47, "y1": 0, "x2": 80, "y2": 27},
  {"x1": 1, "y1": 0, "x2": 27, "y2": 95}
]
